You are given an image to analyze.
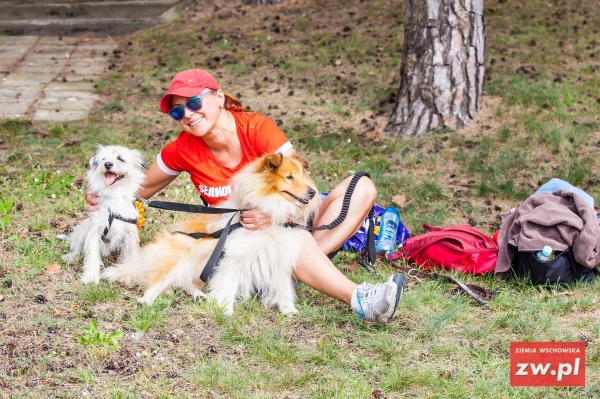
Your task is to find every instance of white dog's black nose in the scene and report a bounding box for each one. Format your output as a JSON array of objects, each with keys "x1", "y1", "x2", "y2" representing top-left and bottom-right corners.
[
  {"x1": 308, "y1": 188, "x2": 316, "y2": 199},
  {"x1": 104, "y1": 162, "x2": 113, "y2": 170}
]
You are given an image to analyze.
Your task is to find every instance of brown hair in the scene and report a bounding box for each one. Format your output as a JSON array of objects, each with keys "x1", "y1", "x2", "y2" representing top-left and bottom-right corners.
[{"x1": 224, "y1": 93, "x2": 245, "y2": 112}]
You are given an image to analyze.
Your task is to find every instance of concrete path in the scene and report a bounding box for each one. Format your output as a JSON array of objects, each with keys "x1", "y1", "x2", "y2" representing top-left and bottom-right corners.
[{"x1": 0, "y1": 35, "x2": 117, "y2": 122}]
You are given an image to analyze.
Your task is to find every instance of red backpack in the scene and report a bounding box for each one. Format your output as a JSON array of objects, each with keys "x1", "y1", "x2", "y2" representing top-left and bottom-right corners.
[{"x1": 388, "y1": 224, "x2": 498, "y2": 274}]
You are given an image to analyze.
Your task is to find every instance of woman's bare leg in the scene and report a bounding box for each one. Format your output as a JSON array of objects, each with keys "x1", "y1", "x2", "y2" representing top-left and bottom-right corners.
[
  {"x1": 292, "y1": 176, "x2": 406, "y2": 323},
  {"x1": 292, "y1": 175, "x2": 376, "y2": 305},
  {"x1": 291, "y1": 174, "x2": 406, "y2": 323},
  {"x1": 293, "y1": 232, "x2": 356, "y2": 304},
  {"x1": 293, "y1": 232, "x2": 407, "y2": 323}
]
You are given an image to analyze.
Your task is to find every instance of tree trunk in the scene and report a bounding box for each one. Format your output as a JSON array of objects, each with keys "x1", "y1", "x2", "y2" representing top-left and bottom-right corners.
[
  {"x1": 385, "y1": 0, "x2": 486, "y2": 138},
  {"x1": 242, "y1": 0, "x2": 283, "y2": 4}
]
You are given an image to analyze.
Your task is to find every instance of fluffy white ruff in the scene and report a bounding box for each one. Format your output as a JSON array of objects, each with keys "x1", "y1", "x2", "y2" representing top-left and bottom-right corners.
[
  {"x1": 102, "y1": 154, "x2": 320, "y2": 315},
  {"x1": 208, "y1": 224, "x2": 311, "y2": 315},
  {"x1": 60, "y1": 145, "x2": 147, "y2": 284}
]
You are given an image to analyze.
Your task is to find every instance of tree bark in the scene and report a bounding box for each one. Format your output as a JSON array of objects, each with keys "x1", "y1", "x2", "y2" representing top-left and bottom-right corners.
[
  {"x1": 242, "y1": 0, "x2": 283, "y2": 4},
  {"x1": 385, "y1": 0, "x2": 486, "y2": 138}
]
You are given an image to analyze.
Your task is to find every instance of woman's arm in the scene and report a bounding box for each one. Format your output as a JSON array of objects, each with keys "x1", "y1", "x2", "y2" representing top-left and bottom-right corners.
[
  {"x1": 282, "y1": 148, "x2": 296, "y2": 157},
  {"x1": 136, "y1": 161, "x2": 179, "y2": 200}
]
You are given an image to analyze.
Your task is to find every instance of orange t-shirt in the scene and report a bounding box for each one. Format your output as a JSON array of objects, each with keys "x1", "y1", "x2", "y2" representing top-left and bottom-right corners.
[{"x1": 157, "y1": 111, "x2": 292, "y2": 205}]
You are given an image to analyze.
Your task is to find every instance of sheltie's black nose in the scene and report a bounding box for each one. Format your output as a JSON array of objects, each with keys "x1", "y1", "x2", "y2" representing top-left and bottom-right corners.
[
  {"x1": 105, "y1": 162, "x2": 113, "y2": 170},
  {"x1": 308, "y1": 188, "x2": 316, "y2": 199}
]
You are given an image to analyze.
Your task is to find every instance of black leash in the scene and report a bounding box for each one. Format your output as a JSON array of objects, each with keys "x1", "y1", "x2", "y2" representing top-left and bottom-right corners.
[
  {"x1": 173, "y1": 224, "x2": 243, "y2": 240},
  {"x1": 359, "y1": 205, "x2": 377, "y2": 273},
  {"x1": 174, "y1": 220, "x2": 311, "y2": 282},
  {"x1": 172, "y1": 218, "x2": 244, "y2": 283},
  {"x1": 198, "y1": 213, "x2": 239, "y2": 283},
  {"x1": 144, "y1": 200, "x2": 242, "y2": 282},
  {"x1": 383, "y1": 255, "x2": 498, "y2": 305},
  {"x1": 101, "y1": 207, "x2": 138, "y2": 243},
  {"x1": 143, "y1": 172, "x2": 377, "y2": 281},
  {"x1": 304, "y1": 172, "x2": 371, "y2": 232},
  {"x1": 281, "y1": 172, "x2": 377, "y2": 272},
  {"x1": 312, "y1": 172, "x2": 376, "y2": 272},
  {"x1": 173, "y1": 221, "x2": 302, "y2": 240},
  {"x1": 147, "y1": 200, "x2": 238, "y2": 215}
]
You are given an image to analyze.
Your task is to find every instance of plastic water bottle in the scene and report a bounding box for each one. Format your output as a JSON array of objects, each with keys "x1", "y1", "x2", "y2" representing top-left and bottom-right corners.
[
  {"x1": 534, "y1": 245, "x2": 554, "y2": 262},
  {"x1": 376, "y1": 207, "x2": 400, "y2": 254}
]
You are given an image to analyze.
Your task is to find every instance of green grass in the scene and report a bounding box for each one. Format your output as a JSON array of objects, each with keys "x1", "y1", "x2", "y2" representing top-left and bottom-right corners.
[
  {"x1": 1, "y1": 0, "x2": 600, "y2": 397},
  {"x1": 123, "y1": 295, "x2": 171, "y2": 333},
  {"x1": 77, "y1": 282, "x2": 121, "y2": 303}
]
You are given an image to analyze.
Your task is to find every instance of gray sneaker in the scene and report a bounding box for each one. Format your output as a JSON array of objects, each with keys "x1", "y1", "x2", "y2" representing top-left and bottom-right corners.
[{"x1": 354, "y1": 274, "x2": 407, "y2": 323}]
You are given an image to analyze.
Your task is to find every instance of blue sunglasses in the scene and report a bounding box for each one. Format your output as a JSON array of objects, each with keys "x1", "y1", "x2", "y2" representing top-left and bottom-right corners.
[{"x1": 167, "y1": 90, "x2": 217, "y2": 121}]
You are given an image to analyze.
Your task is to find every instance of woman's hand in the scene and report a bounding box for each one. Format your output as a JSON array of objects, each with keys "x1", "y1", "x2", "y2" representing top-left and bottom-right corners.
[
  {"x1": 84, "y1": 189, "x2": 100, "y2": 215},
  {"x1": 240, "y1": 209, "x2": 272, "y2": 230}
]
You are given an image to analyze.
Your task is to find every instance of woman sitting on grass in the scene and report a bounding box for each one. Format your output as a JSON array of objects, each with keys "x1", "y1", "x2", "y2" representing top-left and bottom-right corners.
[{"x1": 89, "y1": 69, "x2": 407, "y2": 323}]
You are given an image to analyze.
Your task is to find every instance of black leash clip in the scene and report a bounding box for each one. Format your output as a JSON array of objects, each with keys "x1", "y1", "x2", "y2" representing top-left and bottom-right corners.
[{"x1": 357, "y1": 251, "x2": 380, "y2": 275}]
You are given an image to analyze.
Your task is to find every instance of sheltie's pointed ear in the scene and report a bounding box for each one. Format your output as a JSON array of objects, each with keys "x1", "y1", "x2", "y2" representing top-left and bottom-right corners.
[
  {"x1": 292, "y1": 155, "x2": 309, "y2": 170},
  {"x1": 262, "y1": 153, "x2": 283, "y2": 172}
]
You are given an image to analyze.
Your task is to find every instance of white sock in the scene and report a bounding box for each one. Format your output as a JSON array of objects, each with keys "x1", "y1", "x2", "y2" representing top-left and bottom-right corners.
[{"x1": 350, "y1": 286, "x2": 362, "y2": 313}]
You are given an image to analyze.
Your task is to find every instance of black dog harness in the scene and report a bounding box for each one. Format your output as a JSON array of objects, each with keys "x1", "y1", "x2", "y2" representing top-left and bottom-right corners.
[
  {"x1": 101, "y1": 206, "x2": 138, "y2": 243},
  {"x1": 146, "y1": 201, "x2": 242, "y2": 283},
  {"x1": 143, "y1": 172, "x2": 376, "y2": 282}
]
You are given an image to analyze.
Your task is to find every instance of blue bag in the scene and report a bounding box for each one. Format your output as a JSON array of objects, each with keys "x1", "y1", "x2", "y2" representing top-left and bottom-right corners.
[{"x1": 341, "y1": 203, "x2": 411, "y2": 253}]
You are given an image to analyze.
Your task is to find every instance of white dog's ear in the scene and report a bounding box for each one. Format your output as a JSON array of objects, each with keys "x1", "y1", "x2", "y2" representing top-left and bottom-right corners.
[
  {"x1": 90, "y1": 144, "x2": 105, "y2": 169},
  {"x1": 132, "y1": 150, "x2": 149, "y2": 170},
  {"x1": 89, "y1": 156, "x2": 99, "y2": 170}
]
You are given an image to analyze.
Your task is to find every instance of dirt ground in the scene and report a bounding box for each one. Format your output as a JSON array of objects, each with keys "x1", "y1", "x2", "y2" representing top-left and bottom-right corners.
[{"x1": 1, "y1": 0, "x2": 600, "y2": 397}]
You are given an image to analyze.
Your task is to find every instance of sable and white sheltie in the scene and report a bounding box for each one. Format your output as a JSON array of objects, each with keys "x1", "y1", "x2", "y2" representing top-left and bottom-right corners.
[{"x1": 102, "y1": 153, "x2": 321, "y2": 315}]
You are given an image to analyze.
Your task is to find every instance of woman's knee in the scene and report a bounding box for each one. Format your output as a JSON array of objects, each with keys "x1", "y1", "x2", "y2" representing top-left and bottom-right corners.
[{"x1": 355, "y1": 177, "x2": 377, "y2": 208}]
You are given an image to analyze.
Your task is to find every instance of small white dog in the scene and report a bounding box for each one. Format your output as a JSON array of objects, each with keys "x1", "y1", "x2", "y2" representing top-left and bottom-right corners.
[
  {"x1": 102, "y1": 154, "x2": 320, "y2": 315},
  {"x1": 60, "y1": 145, "x2": 148, "y2": 284}
]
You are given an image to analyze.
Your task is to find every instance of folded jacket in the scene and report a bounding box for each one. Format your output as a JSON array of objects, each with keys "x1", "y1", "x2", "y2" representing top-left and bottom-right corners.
[{"x1": 495, "y1": 190, "x2": 600, "y2": 274}]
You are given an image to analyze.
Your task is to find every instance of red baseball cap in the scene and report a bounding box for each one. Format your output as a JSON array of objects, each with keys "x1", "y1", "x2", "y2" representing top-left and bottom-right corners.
[{"x1": 159, "y1": 69, "x2": 220, "y2": 113}]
